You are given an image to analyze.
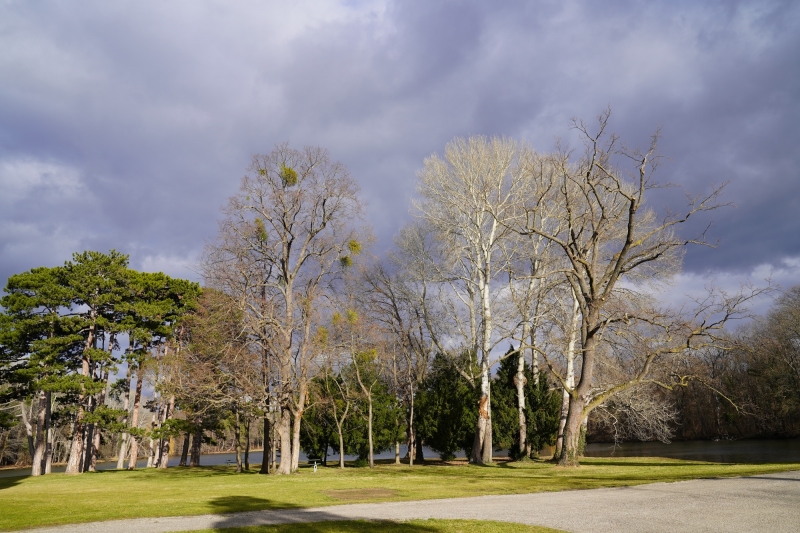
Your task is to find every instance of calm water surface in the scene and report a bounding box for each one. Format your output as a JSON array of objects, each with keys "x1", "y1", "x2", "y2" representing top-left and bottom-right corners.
[
  {"x1": 2, "y1": 438, "x2": 798, "y2": 478},
  {"x1": 585, "y1": 438, "x2": 800, "y2": 463}
]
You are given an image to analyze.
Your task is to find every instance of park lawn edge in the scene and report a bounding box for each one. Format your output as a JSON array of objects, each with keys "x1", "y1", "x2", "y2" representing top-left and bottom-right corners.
[{"x1": 1, "y1": 458, "x2": 799, "y2": 531}]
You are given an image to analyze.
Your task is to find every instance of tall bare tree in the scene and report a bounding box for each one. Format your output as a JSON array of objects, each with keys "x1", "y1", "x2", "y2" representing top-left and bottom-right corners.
[
  {"x1": 203, "y1": 143, "x2": 366, "y2": 474},
  {"x1": 412, "y1": 136, "x2": 527, "y2": 464},
  {"x1": 516, "y1": 110, "x2": 764, "y2": 465}
]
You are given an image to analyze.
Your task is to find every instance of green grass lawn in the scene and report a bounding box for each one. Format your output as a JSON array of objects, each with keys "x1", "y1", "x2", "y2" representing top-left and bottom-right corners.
[
  {"x1": 180, "y1": 519, "x2": 564, "y2": 533},
  {"x1": 1, "y1": 457, "x2": 798, "y2": 531}
]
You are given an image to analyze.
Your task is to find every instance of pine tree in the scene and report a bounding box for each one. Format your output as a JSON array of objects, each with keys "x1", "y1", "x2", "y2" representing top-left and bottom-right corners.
[
  {"x1": 492, "y1": 345, "x2": 561, "y2": 459},
  {"x1": 416, "y1": 353, "x2": 478, "y2": 460}
]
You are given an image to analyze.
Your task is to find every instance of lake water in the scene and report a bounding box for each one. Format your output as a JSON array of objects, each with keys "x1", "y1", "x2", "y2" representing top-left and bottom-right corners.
[
  {"x1": 585, "y1": 438, "x2": 800, "y2": 463},
  {"x1": 2, "y1": 438, "x2": 798, "y2": 478}
]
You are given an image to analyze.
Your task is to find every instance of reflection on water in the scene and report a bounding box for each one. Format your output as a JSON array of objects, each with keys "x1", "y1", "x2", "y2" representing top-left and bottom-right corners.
[
  {"x1": 3, "y1": 438, "x2": 798, "y2": 477},
  {"x1": 585, "y1": 438, "x2": 800, "y2": 463},
  {"x1": 0, "y1": 444, "x2": 440, "y2": 478}
]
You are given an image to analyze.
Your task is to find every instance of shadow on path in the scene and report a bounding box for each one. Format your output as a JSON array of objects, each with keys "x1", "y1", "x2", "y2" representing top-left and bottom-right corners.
[
  {"x1": 744, "y1": 476, "x2": 800, "y2": 482},
  {"x1": 206, "y1": 496, "x2": 439, "y2": 532}
]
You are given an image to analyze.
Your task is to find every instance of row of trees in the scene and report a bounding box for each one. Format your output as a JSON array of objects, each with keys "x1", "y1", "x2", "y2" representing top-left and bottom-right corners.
[
  {"x1": 668, "y1": 286, "x2": 800, "y2": 441},
  {"x1": 192, "y1": 111, "x2": 765, "y2": 471},
  {"x1": 2, "y1": 110, "x2": 779, "y2": 474},
  {"x1": 0, "y1": 251, "x2": 199, "y2": 474}
]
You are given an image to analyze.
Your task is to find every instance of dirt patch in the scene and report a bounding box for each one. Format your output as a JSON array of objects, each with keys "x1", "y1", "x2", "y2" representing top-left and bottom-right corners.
[{"x1": 322, "y1": 488, "x2": 399, "y2": 501}]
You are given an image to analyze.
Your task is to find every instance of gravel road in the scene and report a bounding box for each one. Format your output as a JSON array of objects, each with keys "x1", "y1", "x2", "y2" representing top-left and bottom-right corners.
[{"x1": 27, "y1": 470, "x2": 800, "y2": 533}]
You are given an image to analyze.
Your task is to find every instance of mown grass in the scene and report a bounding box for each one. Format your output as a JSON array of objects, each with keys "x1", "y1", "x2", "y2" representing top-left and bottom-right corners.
[
  {"x1": 1, "y1": 457, "x2": 798, "y2": 531},
  {"x1": 180, "y1": 519, "x2": 564, "y2": 533}
]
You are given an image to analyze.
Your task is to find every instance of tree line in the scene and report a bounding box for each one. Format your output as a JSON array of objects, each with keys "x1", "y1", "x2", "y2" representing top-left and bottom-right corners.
[{"x1": 2, "y1": 111, "x2": 792, "y2": 475}]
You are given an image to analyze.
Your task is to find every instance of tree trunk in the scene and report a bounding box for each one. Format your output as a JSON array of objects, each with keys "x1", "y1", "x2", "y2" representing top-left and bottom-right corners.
[
  {"x1": 87, "y1": 368, "x2": 110, "y2": 472},
  {"x1": 31, "y1": 391, "x2": 47, "y2": 475},
  {"x1": 259, "y1": 416, "x2": 271, "y2": 474},
  {"x1": 555, "y1": 294, "x2": 579, "y2": 460},
  {"x1": 89, "y1": 425, "x2": 101, "y2": 472},
  {"x1": 244, "y1": 418, "x2": 250, "y2": 471},
  {"x1": 44, "y1": 391, "x2": 53, "y2": 474},
  {"x1": 190, "y1": 420, "x2": 202, "y2": 466},
  {"x1": 277, "y1": 407, "x2": 292, "y2": 474},
  {"x1": 234, "y1": 409, "x2": 243, "y2": 473},
  {"x1": 471, "y1": 373, "x2": 492, "y2": 464},
  {"x1": 271, "y1": 426, "x2": 277, "y2": 472},
  {"x1": 337, "y1": 419, "x2": 346, "y2": 469},
  {"x1": 367, "y1": 395, "x2": 374, "y2": 468},
  {"x1": 127, "y1": 369, "x2": 143, "y2": 470},
  {"x1": 559, "y1": 315, "x2": 597, "y2": 467},
  {"x1": 89, "y1": 421, "x2": 101, "y2": 472},
  {"x1": 148, "y1": 395, "x2": 159, "y2": 468},
  {"x1": 408, "y1": 392, "x2": 415, "y2": 467},
  {"x1": 66, "y1": 320, "x2": 95, "y2": 474},
  {"x1": 180, "y1": 433, "x2": 190, "y2": 466},
  {"x1": 87, "y1": 353, "x2": 112, "y2": 472},
  {"x1": 291, "y1": 408, "x2": 302, "y2": 473},
  {"x1": 559, "y1": 395, "x2": 585, "y2": 466},
  {"x1": 64, "y1": 403, "x2": 85, "y2": 474},
  {"x1": 476, "y1": 259, "x2": 495, "y2": 465},
  {"x1": 0, "y1": 432, "x2": 7, "y2": 466},
  {"x1": 20, "y1": 401, "x2": 35, "y2": 462},
  {"x1": 82, "y1": 393, "x2": 95, "y2": 473},
  {"x1": 117, "y1": 365, "x2": 133, "y2": 469},
  {"x1": 158, "y1": 395, "x2": 174, "y2": 469},
  {"x1": 146, "y1": 438, "x2": 155, "y2": 467},
  {"x1": 516, "y1": 325, "x2": 529, "y2": 459}
]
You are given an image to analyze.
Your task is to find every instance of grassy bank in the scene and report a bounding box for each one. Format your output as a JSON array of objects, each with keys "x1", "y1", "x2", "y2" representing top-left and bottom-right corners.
[{"x1": 1, "y1": 458, "x2": 798, "y2": 531}]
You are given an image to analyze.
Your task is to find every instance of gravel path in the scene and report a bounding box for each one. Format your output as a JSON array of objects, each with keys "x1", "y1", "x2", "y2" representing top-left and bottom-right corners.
[{"x1": 27, "y1": 470, "x2": 800, "y2": 533}]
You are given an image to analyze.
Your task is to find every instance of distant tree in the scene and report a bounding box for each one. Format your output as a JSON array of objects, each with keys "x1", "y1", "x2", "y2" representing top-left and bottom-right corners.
[
  {"x1": 161, "y1": 288, "x2": 253, "y2": 472},
  {"x1": 362, "y1": 260, "x2": 435, "y2": 466},
  {"x1": 745, "y1": 286, "x2": 800, "y2": 434},
  {"x1": 312, "y1": 364, "x2": 356, "y2": 468},
  {"x1": 343, "y1": 360, "x2": 403, "y2": 465},
  {"x1": 299, "y1": 377, "x2": 337, "y2": 465},
  {"x1": 683, "y1": 286, "x2": 800, "y2": 440}
]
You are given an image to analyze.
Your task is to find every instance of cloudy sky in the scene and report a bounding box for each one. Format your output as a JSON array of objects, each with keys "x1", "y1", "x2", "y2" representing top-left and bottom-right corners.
[{"x1": 1, "y1": 0, "x2": 798, "y2": 310}]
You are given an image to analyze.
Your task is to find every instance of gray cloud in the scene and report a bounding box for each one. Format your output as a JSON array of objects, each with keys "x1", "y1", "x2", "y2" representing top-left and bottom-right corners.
[{"x1": 1, "y1": 0, "x2": 798, "y2": 290}]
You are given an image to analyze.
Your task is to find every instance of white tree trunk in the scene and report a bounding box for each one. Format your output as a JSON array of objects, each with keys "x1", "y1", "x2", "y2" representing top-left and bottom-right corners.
[
  {"x1": 128, "y1": 369, "x2": 143, "y2": 470},
  {"x1": 44, "y1": 392, "x2": 53, "y2": 474},
  {"x1": 277, "y1": 408, "x2": 292, "y2": 474},
  {"x1": 367, "y1": 396, "x2": 374, "y2": 468},
  {"x1": 117, "y1": 366, "x2": 133, "y2": 469},
  {"x1": 31, "y1": 391, "x2": 47, "y2": 475},
  {"x1": 555, "y1": 293, "x2": 580, "y2": 459}
]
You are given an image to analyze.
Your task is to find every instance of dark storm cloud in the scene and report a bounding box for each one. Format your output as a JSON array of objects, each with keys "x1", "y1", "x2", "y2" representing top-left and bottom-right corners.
[{"x1": 1, "y1": 0, "x2": 798, "y2": 292}]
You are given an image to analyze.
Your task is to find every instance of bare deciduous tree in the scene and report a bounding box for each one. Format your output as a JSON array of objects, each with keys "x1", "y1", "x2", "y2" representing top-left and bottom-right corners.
[
  {"x1": 412, "y1": 136, "x2": 529, "y2": 464},
  {"x1": 517, "y1": 109, "x2": 765, "y2": 465},
  {"x1": 203, "y1": 143, "x2": 366, "y2": 474}
]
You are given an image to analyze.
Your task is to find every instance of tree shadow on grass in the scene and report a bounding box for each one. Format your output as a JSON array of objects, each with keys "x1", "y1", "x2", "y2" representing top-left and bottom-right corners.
[
  {"x1": 206, "y1": 496, "x2": 439, "y2": 532},
  {"x1": 0, "y1": 475, "x2": 22, "y2": 491}
]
